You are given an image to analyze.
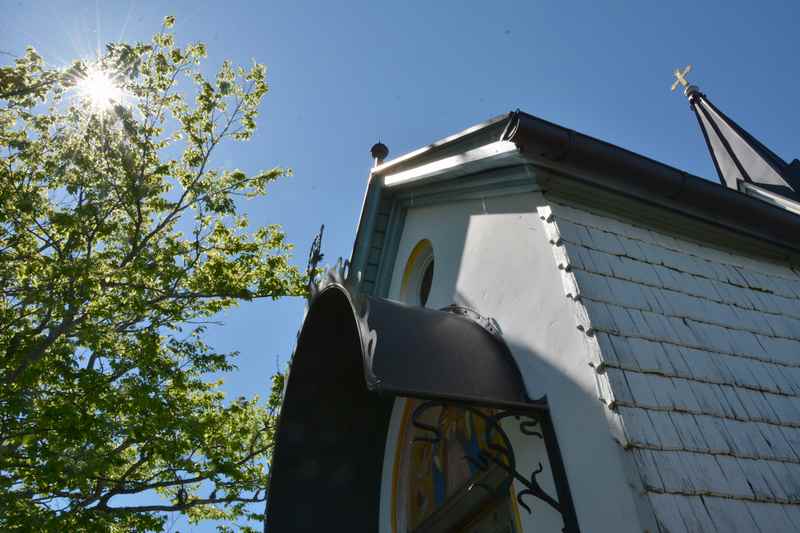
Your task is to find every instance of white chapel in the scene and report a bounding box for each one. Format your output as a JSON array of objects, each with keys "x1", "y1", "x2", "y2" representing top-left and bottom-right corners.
[{"x1": 265, "y1": 73, "x2": 800, "y2": 533}]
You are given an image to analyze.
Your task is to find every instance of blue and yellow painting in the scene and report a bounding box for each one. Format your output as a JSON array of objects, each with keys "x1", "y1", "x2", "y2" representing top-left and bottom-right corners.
[{"x1": 392, "y1": 399, "x2": 520, "y2": 532}]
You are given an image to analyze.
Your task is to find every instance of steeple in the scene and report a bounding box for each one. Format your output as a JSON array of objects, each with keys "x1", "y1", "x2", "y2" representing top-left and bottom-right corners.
[{"x1": 672, "y1": 65, "x2": 800, "y2": 204}]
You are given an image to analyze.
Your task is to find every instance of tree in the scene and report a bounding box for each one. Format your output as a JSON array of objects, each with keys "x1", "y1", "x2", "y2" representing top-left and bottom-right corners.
[{"x1": 0, "y1": 17, "x2": 304, "y2": 531}]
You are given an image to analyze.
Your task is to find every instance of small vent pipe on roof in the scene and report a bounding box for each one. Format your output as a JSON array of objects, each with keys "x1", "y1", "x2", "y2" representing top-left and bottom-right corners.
[{"x1": 370, "y1": 141, "x2": 389, "y2": 167}]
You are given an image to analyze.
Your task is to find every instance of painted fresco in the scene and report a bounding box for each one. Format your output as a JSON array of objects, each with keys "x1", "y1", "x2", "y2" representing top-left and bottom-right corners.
[{"x1": 392, "y1": 399, "x2": 519, "y2": 532}]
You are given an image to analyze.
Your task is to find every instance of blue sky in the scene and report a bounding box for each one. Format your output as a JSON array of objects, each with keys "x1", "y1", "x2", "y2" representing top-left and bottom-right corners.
[{"x1": 3, "y1": 0, "x2": 799, "y2": 530}]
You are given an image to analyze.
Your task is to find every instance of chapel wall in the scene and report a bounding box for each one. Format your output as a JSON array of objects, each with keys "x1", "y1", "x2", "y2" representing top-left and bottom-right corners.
[{"x1": 377, "y1": 188, "x2": 648, "y2": 532}]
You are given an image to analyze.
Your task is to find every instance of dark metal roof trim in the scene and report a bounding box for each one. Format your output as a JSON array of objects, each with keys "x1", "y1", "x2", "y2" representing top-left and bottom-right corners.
[
  {"x1": 266, "y1": 272, "x2": 542, "y2": 530},
  {"x1": 265, "y1": 281, "x2": 391, "y2": 532},
  {"x1": 501, "y1": 110, "x2": 800, "y2": 255},
  {"x1": 364, "y1": 293, "x2": 538, "y2": 409},
  {"x1": 307, "y1": 263, "x2": 539, "y2": 408}
]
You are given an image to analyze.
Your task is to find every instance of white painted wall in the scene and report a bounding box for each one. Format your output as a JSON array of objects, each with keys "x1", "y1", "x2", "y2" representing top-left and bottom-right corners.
[
  {"x1": 379, "y1": 397, "x2": 409, "y2": 533},
  {"x1": 377, "y1": 190, "x2": 647, "y2": 533}
]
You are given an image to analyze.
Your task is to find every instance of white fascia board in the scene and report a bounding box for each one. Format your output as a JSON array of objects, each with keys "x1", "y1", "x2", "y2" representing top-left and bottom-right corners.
[
  {"x1": 381, "y1": 140, "x2": 523, "y2": 189},
  {"x1": 371, "y1": 113, "x2": 510, "y2": 176}
]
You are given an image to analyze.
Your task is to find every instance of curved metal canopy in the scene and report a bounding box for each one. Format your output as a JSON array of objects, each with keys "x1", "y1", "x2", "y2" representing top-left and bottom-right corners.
[{"x1": 265, "y1": 278, "x2": 539, "y2": 531}]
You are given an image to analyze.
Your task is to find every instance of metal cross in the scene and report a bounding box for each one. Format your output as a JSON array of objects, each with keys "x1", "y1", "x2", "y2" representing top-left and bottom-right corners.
[{"x1": 670, "y1": 64, "x2": 692, "y2": 92}]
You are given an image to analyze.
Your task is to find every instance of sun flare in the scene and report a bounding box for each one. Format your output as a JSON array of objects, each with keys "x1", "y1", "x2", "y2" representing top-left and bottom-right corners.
[{"x1": 76, "y1": 66, "x2": 124, "y2": 112}]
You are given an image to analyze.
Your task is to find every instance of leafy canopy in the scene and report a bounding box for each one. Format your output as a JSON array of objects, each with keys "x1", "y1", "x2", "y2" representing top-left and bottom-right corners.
[{"x1": 0, "y1": 16, "x2": 303, "y2": 531}]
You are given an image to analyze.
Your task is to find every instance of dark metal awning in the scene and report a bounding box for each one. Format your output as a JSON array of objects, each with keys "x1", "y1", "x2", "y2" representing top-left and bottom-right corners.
[
  {"x1": 359, "y1": 293, "x2": 536, "y2": 410},
  {"x1": 265, "y1": 275, "x2": 542, "y2": 531}
]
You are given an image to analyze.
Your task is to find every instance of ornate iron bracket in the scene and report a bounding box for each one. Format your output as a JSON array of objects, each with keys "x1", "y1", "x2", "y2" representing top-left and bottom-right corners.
[
  {"x1": 440, "y1": 304, "x2": 503, "y2": 338},
  {"x1": 306, "y1": 224, "x2": 325, "y2": 292},
  {"x1": 411, "y1": 400, "x2": 574, "y2": 530}
]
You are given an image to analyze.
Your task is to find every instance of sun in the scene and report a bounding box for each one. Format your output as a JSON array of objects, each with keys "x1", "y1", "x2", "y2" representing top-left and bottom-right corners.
[{"x1": 75, "y1": 66, "x2": 124, "y2": 112}]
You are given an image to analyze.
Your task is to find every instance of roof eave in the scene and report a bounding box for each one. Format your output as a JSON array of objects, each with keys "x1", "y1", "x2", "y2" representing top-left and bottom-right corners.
[
  {"x1": 371, "y1": 112, "x2": 511, "y2": 177},
  {"x1": 352, "y1": 111, "x2": 800, "y2": 280},
  {"x1": 505, "y1": 111, "x2": 800, "y2": 256}
]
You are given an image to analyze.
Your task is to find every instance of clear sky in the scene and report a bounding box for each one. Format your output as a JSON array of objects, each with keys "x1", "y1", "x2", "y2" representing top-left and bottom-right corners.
[{"x1": 3, "y1": 0, "x2": 799, "y2": 530}]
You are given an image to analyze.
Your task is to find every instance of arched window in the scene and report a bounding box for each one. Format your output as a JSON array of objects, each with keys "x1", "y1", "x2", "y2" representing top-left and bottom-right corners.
[{"x1": 400, "y1": 240, "x2": 435, "y2": 307}]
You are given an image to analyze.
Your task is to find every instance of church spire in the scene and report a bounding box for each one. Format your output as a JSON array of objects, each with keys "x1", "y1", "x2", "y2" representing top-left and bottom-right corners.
[{"x1": 672, "y1": 65, "x2": 800, "y2": 202}]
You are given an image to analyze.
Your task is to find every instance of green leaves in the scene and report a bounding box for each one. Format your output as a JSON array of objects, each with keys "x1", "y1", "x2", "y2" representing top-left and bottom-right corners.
[{"x1": 0, "y1": 17, "x2": 302, "y2": 532}]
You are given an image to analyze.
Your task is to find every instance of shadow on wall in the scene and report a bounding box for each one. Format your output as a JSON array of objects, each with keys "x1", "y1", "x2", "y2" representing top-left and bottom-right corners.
[
  {"x1": 415, "y1": 193, "x2": 642, "y2": 532},
  {"x1": 444, "y1": 290, "x2": 641, "y2": 531}
]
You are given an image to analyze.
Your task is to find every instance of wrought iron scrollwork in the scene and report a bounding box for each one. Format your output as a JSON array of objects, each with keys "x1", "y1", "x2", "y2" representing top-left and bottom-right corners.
[
  {"x1": 440, "y1": 305, "x2": 503, "y2": 338},
  {"x1": 306, "y1": 224, "x2": 325, "y2": 290},
  {"x1": 410, "y1": 400, "x2": 567, "y2": 522}
]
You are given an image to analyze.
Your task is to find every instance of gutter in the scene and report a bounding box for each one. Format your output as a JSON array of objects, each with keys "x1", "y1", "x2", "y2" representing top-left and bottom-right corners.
[{"x1": 503, "y1": 111, "x2": 800, "y2": 255}]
